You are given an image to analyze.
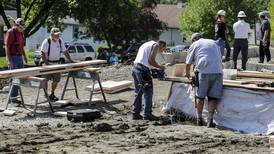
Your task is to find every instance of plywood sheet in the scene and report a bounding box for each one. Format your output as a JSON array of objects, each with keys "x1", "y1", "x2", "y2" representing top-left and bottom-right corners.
[
  {"x1": 0, "y1": 60, "x2": 106, "y2": 79},
  {"x1": 94, "y1": 80, "x2": 132, "y2": 91}
]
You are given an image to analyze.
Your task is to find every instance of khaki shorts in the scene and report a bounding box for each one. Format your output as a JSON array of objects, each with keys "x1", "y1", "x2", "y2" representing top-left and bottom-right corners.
[{"x1": 42, "y1": 73, "x2": 61, "y2": 82}]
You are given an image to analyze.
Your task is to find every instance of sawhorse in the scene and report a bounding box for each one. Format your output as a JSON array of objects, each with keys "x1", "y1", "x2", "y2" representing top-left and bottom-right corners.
[
  {"x1": 6, "y1": 76, "x2": 54, "y2": 116},
  {"x1": 61, "y1": 67, "x2": 107, "y2": 105}
]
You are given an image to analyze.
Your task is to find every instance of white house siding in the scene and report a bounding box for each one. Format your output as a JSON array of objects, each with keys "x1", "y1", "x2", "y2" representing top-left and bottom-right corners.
[
  {"x1": 159, "y1": 28, "x2": 184, "y2": 46},
  {"x1": 26, "y1": 25, "x2": 107, "y2": 51}
]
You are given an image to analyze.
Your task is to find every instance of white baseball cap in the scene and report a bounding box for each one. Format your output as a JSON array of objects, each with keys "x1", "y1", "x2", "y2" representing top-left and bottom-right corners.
[
  {"x1": 237, "y1": 11, "x2": 246, "y2": 18},
  {"x1": 217, "y1": 10, "x2": 226, "y2": 16},
  {"x1": 15, "y1": 18, "x2": 25, "y2": 29},
  {"x1": 50, "y1": 27, "x2": 61, "y2": 35}
]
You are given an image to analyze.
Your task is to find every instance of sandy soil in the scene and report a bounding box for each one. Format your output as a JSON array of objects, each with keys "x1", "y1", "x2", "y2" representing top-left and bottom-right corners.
[{"x1": 0, "y1": 64, "x2": 270, "y2": 154}]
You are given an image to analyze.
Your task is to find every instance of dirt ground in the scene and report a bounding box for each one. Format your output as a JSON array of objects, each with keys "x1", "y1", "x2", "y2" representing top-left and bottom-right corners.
[{"x1": 0, "y1": 64, "x2": 270, "y2": 154}]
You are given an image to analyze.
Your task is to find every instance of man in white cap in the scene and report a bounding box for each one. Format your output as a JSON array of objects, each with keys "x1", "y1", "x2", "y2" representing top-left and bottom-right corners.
[
  {"x1": 215, "y1": 10, "x2": 231, "y2": 61},
  {"x1": 258, "y1": 11, "x2": 271, "y2": 63},
  {"x1": 5, "y1": 18, "x2": 28, "y2": 104},
  {"x1": 40, "y1": 27, "x2": 73, "y2": 101},
  {"x1": 232, "y1": 11, "x2": 251, "y2": 70},
  {"x1": 185, "y1": 33, "x2": 223, "y2": 128}
]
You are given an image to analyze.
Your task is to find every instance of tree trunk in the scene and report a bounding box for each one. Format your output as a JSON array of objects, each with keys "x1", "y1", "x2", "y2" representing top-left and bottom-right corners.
[
  {"x1": 16, "y1": 0, "x2": 21, "y2": 18},
  {"x1": 103, "y1": 31, "x2": 112, "y2": 51},
  {"x1": 0, "y1": 2, "x2": 11, "y2": 29}
]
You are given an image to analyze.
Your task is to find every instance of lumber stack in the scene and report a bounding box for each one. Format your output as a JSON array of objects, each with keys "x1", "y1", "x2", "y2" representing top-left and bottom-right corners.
[
  {"x1": 237, "y1": 70, "x2": 274, "y2": 79},
  {"x1": 0, "y1": 60, "x2": 106, "y2": 79}
]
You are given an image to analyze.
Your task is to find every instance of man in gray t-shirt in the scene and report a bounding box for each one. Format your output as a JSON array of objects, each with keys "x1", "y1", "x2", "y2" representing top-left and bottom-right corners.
[{"x1": 185, "y1": 33, "x2": 223, "y2": 128}]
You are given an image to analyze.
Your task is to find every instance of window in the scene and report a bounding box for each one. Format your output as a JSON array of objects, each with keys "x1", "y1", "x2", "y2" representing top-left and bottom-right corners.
[
  {"x1": 68, "y1": 46, "x2": 76, "y2": 53},
  {"x1": 84, "y1": 46, "x2": 94, "y2": 52},
  {"x1": 76, "y1": 46, "x2": 84, "y2": 53},
  {"x1": 73, "y1": 26, "x2": 79, "y2": 39}
]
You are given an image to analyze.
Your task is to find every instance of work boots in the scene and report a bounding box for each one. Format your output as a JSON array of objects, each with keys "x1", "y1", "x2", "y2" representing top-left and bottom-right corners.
[
  {"x1": 207, "y1": 120, "x2": 216, "y2": 128},
  {"x1": 196, "y1": 118, "x2": 204, "y2": 126}
]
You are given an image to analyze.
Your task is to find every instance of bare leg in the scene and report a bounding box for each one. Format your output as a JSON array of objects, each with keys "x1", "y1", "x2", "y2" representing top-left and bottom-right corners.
[
  {"x1": 44, "y1": 80, "x2": 49, "y2": 92},
  {"x1": 196, "y1": 98, "x2": 204, "y2": 126},
  {"x1": 207, "y1": 99, "x2": 217, "y2": 127},
  {"x1": 51, "y1": 82, "x2": 58, "y2": 94}
]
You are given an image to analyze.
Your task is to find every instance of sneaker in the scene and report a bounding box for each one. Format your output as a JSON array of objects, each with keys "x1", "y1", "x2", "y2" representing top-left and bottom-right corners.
[
  {"x1": 49, "y1": 94, "x2": 59, "y2": 102},
  {"x1": 196, "y1": 118, "x2": 204, "y2": 126},
  {"x1": 132, "y1": 115, "x2": 143, "y2": 120},
  {"x1": 207, "y1": 120, "x2": 216, "y2": 128},
  {"x1": 144, "y1": 115, "x2": 159, "y2": 121}
]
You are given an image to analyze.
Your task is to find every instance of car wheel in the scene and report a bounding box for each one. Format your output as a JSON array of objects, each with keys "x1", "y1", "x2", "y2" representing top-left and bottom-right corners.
[
  {"x1": 85, "y1": 57, "x2": 92, "y2": 61},
  {"x1": 60, "y1": 58, "x2": 65, "y2": 64}
]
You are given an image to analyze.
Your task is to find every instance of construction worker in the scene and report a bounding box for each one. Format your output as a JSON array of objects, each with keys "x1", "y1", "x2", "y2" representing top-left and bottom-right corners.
[
  {"x1": 232, "y1": 11, "x2": 251, "y2": 70},
  {"x1": 258, "y1": 11, "x2": 271, "y2": 63},
  {"x1": 5, "y1": 18, "x2": 28, "y2": 104},
  {"x1": 215, "y1": 10, "x2": 231, "y2": 61},
  {"x1": 40, "y1": 28, "x2": 74, "y2": 101},
  {"x1": 185, "y1": 33, "x2": 223, "y2": 128},
  {"x1": 132, "y1": 40, "x2": 166, "y2": 121}
]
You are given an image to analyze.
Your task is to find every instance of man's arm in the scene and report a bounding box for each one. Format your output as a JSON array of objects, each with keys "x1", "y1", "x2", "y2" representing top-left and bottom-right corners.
[
  {"x1": 63, "y1": 51, "x2": 74, "y2": 62},
  {"x1": 185, "y1": 64, "x2": 191, "y2": 79},
  {"x1": 41, "y1": 51, "x2": 49, "y2": 65},
  {"x1": 262, "y1": 30, "x2": 270, "y2": 45},
  {"x1": 148, "y1": 44, "x2": 164, "y2": 69},
  {"x1": 5, "y1": 44, "x2": 12, "y2": 67},
  {"x1": 22, "y1": 49, "x2": 28, "y2": 64}
]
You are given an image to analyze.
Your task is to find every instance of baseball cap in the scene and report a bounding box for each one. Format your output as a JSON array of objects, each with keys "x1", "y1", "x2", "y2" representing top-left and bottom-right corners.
[
  {"x1": 191, "y1": 33, "x2": 202, "y2": 42},
  {"x1": 15, "y1": 18, "x2": 25, "y2": 29},
  {"x1": 217, "y1": 10, "x2": 226, "y2": 16},
  {"x1": 50, "y1": 27, "x2": 61, "y2": 35}
]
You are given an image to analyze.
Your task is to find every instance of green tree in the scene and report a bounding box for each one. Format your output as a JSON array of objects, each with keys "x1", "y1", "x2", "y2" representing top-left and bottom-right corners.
[
  {"x1": 269, "y1": 0, "x2": 274, "y2": 40},
  {"x1": 0, "y1": 0, "x2": 70, "y2": 37},
  {"x1": 179, "y1": 0, "x2": 269, "y2": 42},
  {"x1": 70, "y1": 0, "x2": 166, "y2": 49}
]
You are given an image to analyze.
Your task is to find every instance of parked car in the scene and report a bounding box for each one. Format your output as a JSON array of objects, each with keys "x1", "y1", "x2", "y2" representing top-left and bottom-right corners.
[
  {"x1": 34, "y1": 43, "x2": 96, "y2": 66},
  {"x1": 120, "y1": 42, "x2": 142, "y2": 62},
  {"x1": 170, "y1": 44, "x2": 189, "y2": 52}
]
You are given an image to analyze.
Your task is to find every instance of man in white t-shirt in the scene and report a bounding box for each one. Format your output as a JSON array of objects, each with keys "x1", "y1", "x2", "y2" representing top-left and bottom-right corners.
[
  {"x1": 233, "y1": 11, "x2": 251, "y2": 70},
  {"x1": 185, "y1": 33, "x2": 223, "y2": 128},
  {"x1": 132, "y1": 40, "x2": 166, "y2": 121},
  {"x1": 40, "y1": 27, "x2": 73, "y2": 101}
]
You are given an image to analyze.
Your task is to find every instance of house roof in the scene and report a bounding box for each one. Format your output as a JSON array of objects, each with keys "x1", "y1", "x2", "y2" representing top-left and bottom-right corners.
[{"x1": 154, "y1": 4, "x2": 185, "y2": 29}]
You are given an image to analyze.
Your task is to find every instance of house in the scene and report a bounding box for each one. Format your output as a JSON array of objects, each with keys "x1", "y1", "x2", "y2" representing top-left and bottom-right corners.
[
  {"x1": 0, "y1": 10, "x2": 107, "y2": 52},
  {"x1": 154, "y1": 4, "x2": 186, "y2": 46},
  {"x1": 26, "y1": 17, "x2": 107, "y2": 51}
]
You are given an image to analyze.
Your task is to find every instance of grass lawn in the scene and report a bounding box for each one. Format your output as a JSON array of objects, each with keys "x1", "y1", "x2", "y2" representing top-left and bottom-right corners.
[{"x1": 0, "y1": 51, "x2": 36, "y2": 69}]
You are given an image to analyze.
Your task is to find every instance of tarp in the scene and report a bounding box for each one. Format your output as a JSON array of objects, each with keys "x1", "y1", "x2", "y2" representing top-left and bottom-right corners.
[{"x1": 163, "y1": 83, "x2": 274, "y2": 134}]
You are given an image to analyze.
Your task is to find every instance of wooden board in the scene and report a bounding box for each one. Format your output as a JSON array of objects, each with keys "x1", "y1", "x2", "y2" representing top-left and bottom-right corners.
[
  {"x1": 162, "y1": 76, "x2": 191, "y2": 84},
  {"x1": 93, "y1": 80, "x2": 132, "y2": 91},
  {"x1": 0, "y1": 60, "x2": 106, "y2": 79},
  {"x1": 237, "y1": 71, "x2": 274, "y2": 79},
  {"x1": 86, "y1": 80, "x2": 132, "y2": 93}
]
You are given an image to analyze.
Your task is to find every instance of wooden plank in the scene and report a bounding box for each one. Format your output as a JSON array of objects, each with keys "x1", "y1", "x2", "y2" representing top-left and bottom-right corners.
[
  {"x1": 83, "y1": 67, "x2": 101, "y2": 72},
  {"x1": 0, "y1": 60, "x2": 106, "y2": 79},
  {"x1": 93, "y1": 80, "x2": 132, "y2": 91},
  {"x1": 223, "y1": 83, "x2": 274, "y2": 92},
  {"x1": 237, "y1": 71, "x2": 274, "y2": 79},
  {"x1": 161, "y1": 76, "x2": 191, "y2": 84},
  {"x1": 3, "y1": 109, "x2": 16, "y2": 116}
]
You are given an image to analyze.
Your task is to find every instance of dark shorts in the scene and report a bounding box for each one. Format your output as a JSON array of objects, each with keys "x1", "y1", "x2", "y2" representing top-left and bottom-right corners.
[{"x1": 42, "y1": 73, "x2": 61, "y2": 82}]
